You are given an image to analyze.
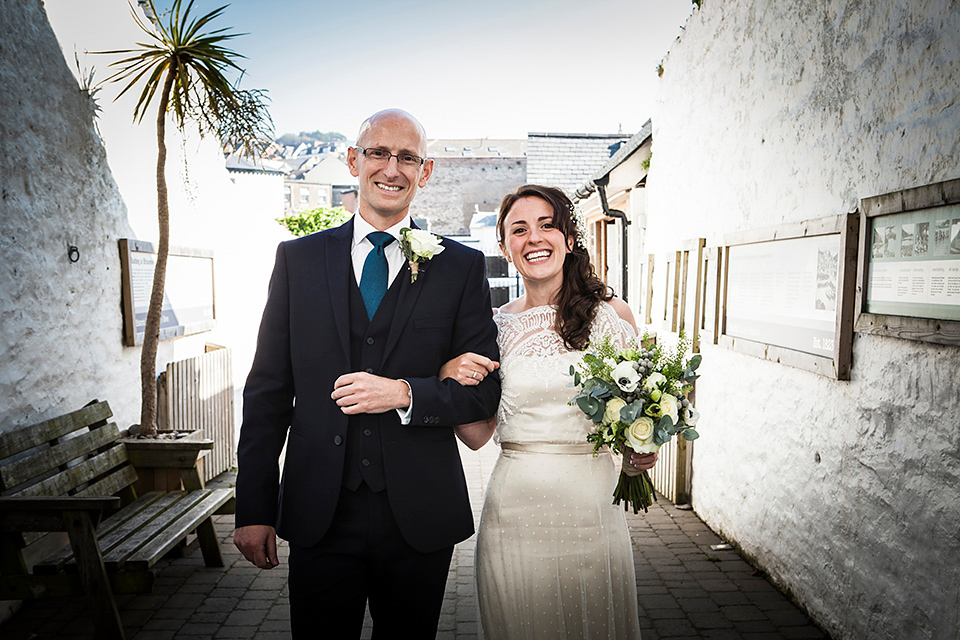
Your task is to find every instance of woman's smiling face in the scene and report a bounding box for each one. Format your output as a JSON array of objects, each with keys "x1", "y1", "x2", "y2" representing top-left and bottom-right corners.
[{"x1": 500, "y1": 196, "x2": 572, "y2": 289}]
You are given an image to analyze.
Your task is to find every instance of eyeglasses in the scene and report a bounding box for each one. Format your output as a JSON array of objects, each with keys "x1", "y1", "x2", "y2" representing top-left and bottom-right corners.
[{"x1": 355, "y1": 146, "x2": 425, "y2": 167}]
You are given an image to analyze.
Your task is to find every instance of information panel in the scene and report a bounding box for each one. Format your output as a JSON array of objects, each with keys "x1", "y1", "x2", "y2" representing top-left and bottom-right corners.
[
  {"x1": 865, "y1": 203, "x2": 960, "y2": 321},
  {"x1": 119, "y1": 239, "x2": 216, "y2": 346},
  {"x1": 725, "y1": 235, "x2": 841, "y2": 358}
]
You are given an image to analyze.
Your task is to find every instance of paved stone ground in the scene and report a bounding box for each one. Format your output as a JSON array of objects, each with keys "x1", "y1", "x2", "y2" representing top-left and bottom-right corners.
[{"x1": 0, "y1": 441, "x2": 830, "y2": 639}]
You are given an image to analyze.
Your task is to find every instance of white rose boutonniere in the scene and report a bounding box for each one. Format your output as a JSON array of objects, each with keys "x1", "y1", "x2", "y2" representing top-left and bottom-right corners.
[{"x1": 399, "y1": 228, "x2": 445, "y2": 283}]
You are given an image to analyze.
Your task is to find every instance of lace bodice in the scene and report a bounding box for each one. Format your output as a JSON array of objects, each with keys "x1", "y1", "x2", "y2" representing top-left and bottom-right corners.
[{"x1": 493, "y1": 302, "x2": 635, "y2": 445}]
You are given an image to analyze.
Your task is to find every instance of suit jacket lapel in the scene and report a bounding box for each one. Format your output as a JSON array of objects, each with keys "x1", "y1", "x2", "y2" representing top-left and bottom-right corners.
[
  {"x1": 382, "y1": 260, "x2": 423, "y2": 366},
  {"x1": 327, "y1": 217, "x2": 354, "y2": 364}
]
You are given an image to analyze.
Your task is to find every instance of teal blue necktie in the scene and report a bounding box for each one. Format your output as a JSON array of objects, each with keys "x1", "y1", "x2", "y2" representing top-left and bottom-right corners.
[{"x1": 359, "y1": 232, "x2": 395, "y2": 320}]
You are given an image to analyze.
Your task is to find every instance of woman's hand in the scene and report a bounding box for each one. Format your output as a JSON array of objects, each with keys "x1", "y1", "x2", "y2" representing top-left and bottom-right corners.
[
  {"x1": 623, "y1": 448, "x2": 659, "y2": 474},
  {"x1": 440, "y1": 352, "x2": 499, "y2": 386}
]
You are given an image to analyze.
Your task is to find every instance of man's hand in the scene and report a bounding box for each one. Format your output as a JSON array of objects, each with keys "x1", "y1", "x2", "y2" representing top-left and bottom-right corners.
[
  {"x1": 234, "y1": 524, "x2": 279, "y2": 569},
  {"x1": 332, "y1": 372, "x2": 410, "y2": 414}
]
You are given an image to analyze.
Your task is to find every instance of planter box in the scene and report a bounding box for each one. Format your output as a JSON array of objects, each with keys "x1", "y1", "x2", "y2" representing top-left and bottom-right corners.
[{"x1": 120, "y1": 430, "x2": 213, "y2": 494}]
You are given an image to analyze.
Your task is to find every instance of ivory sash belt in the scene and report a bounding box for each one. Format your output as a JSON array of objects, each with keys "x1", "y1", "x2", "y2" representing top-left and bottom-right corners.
[{"x1": 500, "y1": 442, "x2": 602, "y2": 455}]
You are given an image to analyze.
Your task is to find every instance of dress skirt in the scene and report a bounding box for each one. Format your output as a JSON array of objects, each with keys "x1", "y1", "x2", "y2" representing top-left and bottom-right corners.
[{"x1": 476, "y1": 444, "x2": 642, "y2": 640}]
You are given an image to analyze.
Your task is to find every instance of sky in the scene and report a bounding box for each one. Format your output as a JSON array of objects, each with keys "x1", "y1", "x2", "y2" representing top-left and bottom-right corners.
[{"x1": 151, "y1": 0, "x2": 694, "y2": 141}]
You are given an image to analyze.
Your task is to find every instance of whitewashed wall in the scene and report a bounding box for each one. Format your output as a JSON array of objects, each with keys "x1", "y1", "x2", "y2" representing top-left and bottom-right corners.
[
  {"x1": 0, "y1": 0, "x2": 288, "y2": 433},
  {"x1": 646, "y1": 2, "x2": 960, "y2": 639}
]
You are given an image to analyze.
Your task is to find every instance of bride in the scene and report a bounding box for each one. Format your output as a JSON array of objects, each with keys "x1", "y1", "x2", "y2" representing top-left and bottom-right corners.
[{"x1": 441, "y1": 184, "x2": 657, "y2": 639}]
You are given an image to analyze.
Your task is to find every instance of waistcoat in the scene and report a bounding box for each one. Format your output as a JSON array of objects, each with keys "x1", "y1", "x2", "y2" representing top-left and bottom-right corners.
[{"x1": 342, "y1": 268, "x2": 405, "y2": 492}]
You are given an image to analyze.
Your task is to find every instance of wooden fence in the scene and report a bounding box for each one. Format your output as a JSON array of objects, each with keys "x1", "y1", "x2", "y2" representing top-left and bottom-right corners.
[
  {"x1": 157, "y1": 346, "x2": 235, "y2": 483},
  {"x1": 649, "y1": 436, "x2": 693, "y2": 504}
]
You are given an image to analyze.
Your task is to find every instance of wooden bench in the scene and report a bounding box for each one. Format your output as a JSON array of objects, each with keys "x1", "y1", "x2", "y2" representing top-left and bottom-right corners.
[{"x1": 0, "y1": 401, "x2": 234, "y2": 639}]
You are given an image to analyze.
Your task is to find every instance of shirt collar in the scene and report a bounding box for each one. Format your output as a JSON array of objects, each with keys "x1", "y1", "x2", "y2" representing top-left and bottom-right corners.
[{"x1": 352, "y1": 213, "x2": 412, "y2": 248}]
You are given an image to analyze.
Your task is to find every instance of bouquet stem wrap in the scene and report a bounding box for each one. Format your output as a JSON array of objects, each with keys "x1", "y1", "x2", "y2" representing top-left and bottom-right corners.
[{"x1": 619, "y1": 448, "x2": 656, "y2": 513}]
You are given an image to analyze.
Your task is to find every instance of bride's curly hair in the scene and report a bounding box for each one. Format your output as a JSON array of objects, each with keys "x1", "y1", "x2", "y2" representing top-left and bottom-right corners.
[{"x1": 496, "y1": 184, "x2": 613, "y2": 350}]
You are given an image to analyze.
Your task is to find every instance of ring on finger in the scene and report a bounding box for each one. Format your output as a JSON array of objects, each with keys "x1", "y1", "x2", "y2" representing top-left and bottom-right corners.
[{"x1": 471, "y1": 370, "x2": 478, "y2": 379}]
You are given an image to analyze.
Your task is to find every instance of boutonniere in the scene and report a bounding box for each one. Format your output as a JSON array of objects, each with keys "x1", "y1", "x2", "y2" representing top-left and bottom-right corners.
[{"x1": 399, "y1": 227, "x2": 445, "y2": 283}]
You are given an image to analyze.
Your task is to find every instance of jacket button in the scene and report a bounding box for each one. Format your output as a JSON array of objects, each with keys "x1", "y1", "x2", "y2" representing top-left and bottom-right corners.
[
  {"x1": 363, "y1": 429, "x2": 372, "y2": 436},
  {"x1": 365, "y1": 368, "x2": 375, "y2": 374},
  {"x1": 361, "y1": 458, "x2": 371, "y2": 467},
  {"x1": 334, "y1": 435, "x2": 342, "y2": 445},
  {"x1": 366, "y1": 337, "x2": 375, "y2": 345}
]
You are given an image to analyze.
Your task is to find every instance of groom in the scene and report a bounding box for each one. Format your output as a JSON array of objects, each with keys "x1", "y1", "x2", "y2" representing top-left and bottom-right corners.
[{"x1": 234, "y1": 109, "x2": 501, "y2": 637}]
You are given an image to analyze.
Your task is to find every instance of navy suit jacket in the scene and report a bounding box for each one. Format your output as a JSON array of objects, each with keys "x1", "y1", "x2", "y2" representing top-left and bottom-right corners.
[{"x1": 236, "y1": 217, "x2": 501, "y2": 553}]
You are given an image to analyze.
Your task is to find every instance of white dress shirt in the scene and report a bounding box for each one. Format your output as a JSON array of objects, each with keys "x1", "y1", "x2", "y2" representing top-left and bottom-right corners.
[
  {"x1": 349, "y1": 213, "x2": 414, "y2": 424},
  {"x1": 350, "y1": 214, "x2": 409, "y2": 288}
]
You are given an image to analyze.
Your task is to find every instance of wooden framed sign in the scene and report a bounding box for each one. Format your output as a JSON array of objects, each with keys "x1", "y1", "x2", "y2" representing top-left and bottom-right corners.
[
  {"x1": 644, "y1": 253, "x2": 655, "y2": 326},
  {"x1": 856, "y1": 178, "x2": 960, "y2": 346},
  {"x1": 720, "y1": 214, "x2": 859, "y2": 379},
  {"x1": 662, "y1": 250, "x2": 681, "y2": 333},
  {"x1": 119, "y1": 239, "x2": 216, "y2": 347},
  {"x1": 698, "y1": 246, "x2": 723, "y2": 347},
  {"x1": 678, "y1": 238, "x2": 706, "y2": 352}
]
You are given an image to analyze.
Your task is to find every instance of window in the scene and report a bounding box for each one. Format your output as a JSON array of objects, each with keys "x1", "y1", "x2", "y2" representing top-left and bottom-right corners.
[
  {"x1": 300, "y1": 187, "x2": 309, "y2": 204},
  {"x1": 284, "y1": 186, "x2": 291, "y2": 203}
]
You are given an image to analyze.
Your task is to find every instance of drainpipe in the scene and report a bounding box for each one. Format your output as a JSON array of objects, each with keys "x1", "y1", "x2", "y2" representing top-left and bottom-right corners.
[{"x1": 594, "y1": 176, "x2": 630, "y2": 302}]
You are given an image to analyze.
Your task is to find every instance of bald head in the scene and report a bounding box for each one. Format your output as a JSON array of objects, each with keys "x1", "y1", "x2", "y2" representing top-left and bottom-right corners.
[{"x1": 356, "y1": 109, "x2": 428, "y2": 155}]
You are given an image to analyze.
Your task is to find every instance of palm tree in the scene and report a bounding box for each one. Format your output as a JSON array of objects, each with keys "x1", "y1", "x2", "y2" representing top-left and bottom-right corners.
[{"x1": 100, "y1": 0, "x2": 272, "y2": 436}]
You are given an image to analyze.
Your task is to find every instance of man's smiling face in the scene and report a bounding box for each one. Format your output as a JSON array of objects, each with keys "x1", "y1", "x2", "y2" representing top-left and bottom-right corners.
[{"x1": 348, "y1": 110, "x2": 434, "y2": 229}]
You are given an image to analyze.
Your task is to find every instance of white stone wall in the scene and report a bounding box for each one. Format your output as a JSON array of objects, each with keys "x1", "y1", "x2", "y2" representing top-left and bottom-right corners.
[
  {"x1": 647, "y1": 2, "x2": 960, "y2": 639},
  {"x1": 1, "y1": 0, "x2": 288, "y2": 433}
]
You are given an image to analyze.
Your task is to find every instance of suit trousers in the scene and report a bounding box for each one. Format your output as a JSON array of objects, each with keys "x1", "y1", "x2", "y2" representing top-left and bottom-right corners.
[{"x1": 288, "y1": 483, "x2": 455, "y2": 639}]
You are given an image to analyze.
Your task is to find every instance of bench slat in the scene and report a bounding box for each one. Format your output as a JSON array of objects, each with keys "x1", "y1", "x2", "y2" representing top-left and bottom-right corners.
[
  {"x1": 14, "y1": 445, "x2": 129, "y2": 498},
  {"x1": 34, "y1": 492, "x2": 170, "y2": 574},
  {"x1": 75, "y1": 465, "x2": 139, "y2": 501},
  {"x1": 0, "y1": 402, "x2": 112, "y2": 460},
  {"x1": 0, "y1": 423, "x2": 121, "y2": 492},
  {"x1": 124, "y1": 488, "x2": 233, "y2": 570},
  {"x1": 101, "y1": 491, "x2": 209, "y2": 569}
]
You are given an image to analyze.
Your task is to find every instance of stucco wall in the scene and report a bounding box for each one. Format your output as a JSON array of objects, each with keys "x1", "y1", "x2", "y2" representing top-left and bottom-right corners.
[
  {"x1": 411, "y1": 157, "x2": 526, "y2": 235},
  {"x1": 647, "y1": 2, "x2": 960, "y2": 639},
  {"x1": 1, "y1": 0, "x2": 288, "y2": 434}
]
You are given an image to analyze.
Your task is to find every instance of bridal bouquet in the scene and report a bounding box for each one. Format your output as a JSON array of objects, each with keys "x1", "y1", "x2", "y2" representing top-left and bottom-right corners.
[{"x1": 569, "y1": 332, "x2": 701, "y2": 514}]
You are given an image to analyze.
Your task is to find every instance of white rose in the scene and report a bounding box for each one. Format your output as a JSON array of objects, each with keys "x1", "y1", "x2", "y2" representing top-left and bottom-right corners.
[
  {"x1": 612, "y1": 361, "x2": 640, "y2": 393},
  {"x1": 603, "y1": 397, "x2": 627, "y2": 425},
  {"x1": 659, "y1": 393, "x2": 680, "y2": 425},
  {"x1": 643, "y1": 372, "x2": 666, "y2": 391},
  {"x1": 407, "y1": 229, "x2": 445, "y2": 259},
  {"x1": 624, "y1": 416, "x2": 659, "y2": 453},
  {"x1": 683, "y1": 406, "x2": 700, "y2": 427}
]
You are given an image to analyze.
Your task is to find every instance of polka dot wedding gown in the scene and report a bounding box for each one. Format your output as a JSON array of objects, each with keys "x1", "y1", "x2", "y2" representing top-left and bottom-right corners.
[{"x1": 476, "y1": 302, "x2": 642, "y2": 639}]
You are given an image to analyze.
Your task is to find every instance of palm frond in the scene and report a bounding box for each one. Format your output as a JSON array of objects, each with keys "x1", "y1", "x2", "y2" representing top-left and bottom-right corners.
[{"x1": 95, "y1": 0, "x2": 270, "y2": 141}]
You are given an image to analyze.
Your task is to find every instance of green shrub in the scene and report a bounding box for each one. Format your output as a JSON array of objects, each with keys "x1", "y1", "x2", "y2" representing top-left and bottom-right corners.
[{"x1": 277, "y1": 206, "x2": 351, "y2": 237}]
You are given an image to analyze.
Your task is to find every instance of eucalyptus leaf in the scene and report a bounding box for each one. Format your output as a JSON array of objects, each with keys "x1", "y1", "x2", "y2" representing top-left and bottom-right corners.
[
  {"x1": 620, "y1": 401, "x2": 643, "y2": 424},
  {"x1": 576, "y1": 395, "x2": 600, "y2": 417},
  {"x1": 589, "y1": 399, "x2": 607, "y2": 423},
  {"x1": 682, "y1": 428, "x2": 700, "y2": 441},
  {"x1": 688, "y1": 354, "x2": 702, "y2": 370}
]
